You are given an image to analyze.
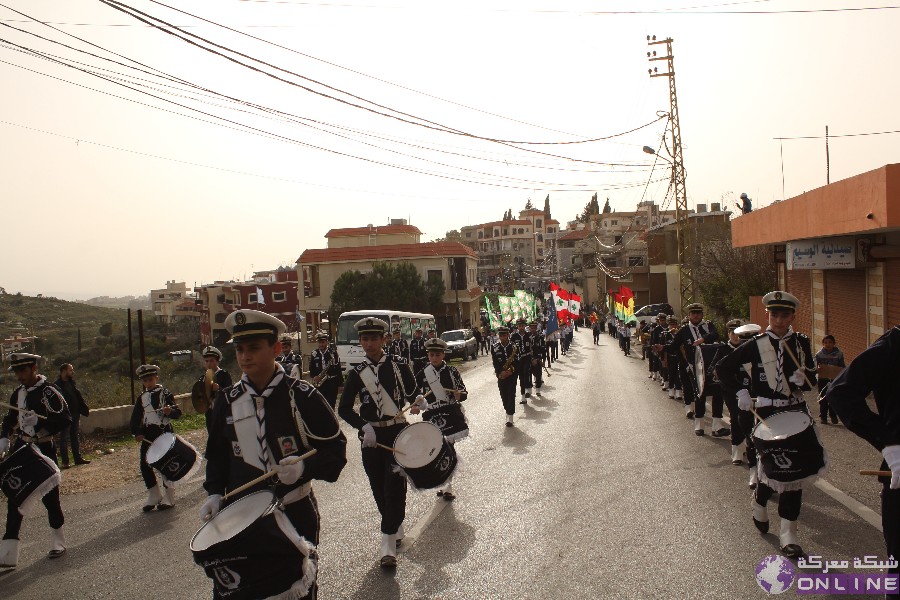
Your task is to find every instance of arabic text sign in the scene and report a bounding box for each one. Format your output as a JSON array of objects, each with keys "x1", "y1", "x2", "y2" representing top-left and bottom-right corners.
[{"x1": 787, "y1": 237, "x2": 855, "y2": 270}]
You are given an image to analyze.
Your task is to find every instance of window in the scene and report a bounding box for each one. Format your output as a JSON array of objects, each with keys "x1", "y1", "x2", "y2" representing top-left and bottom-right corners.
[
  {"x1": 157, "y1": 294, "x2": 165, "y2": 299},
  {"x1": 537, "y1": 234, "x2": 543, "y2": 243},
  {"x1": 214, "y1": 313, "x2": 226, "y2": 323},
  {"x1": 272, "y1": 291, "x2": 286, "y2": 302},
  {"x1": 611, "y1": 220, "x2": 618, "y2": 226},
  {"x1": 216, "y1": 294, "x2": 226, "y2": 304},
  {"x1": 547, "y1": 227, "x2": 554, "y2": 233},
  {"x1": 536, "y1": 219, "x2": 542, "y2": 228},
  {"x1": 502, "y1": 228, "x2": 508, "y2": 235},
  {"x1": 477, "y1": 231, "x2": 483, "y2": 239},
  {"x1": 628, "y1": 256, "x2": 645, "y2": 267},
  {"x1": 427, "y1": 269, "x2": 443, "y2": 284},
  {"x1": 306, "y1": 265, "x2": 321, "y2": 297},
  {"x1": 465, "y1": 232, "x2": 471, "y2": 238},
  {"x1": 538, "y1": 248, "x2": 543, "y2": 256},
  {"x1": 248, "y1": 293, "x2": 258, "y2": 304}
]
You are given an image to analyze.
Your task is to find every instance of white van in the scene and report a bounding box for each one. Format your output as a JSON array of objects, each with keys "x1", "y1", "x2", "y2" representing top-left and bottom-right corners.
[{"x1": 335, "y1": 310, "x2": 436, "y2": 372}]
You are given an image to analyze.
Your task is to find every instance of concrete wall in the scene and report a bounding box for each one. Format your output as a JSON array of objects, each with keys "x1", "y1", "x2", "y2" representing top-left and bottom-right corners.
[{"x1": 80, "y1": 393, "x2": 195, "y2": 434}]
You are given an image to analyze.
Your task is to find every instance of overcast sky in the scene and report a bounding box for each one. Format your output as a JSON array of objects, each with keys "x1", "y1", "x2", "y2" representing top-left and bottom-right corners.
[{"x1": 3, "y1": 0, "x2": 898, "y2": 299}]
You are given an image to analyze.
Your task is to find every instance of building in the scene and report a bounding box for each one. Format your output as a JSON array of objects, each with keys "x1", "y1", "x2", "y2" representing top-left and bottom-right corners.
[
  {"x1": 297, "y1": 224, "x2": 480, "y2": 356},
  {"x1": 1, "y1": 335, "x2": 37, "y2": 361},
  {"x1": 150, "y1": 281, "x2": 194, "y2": 324},
  {"x1": 731, "y1": 163, "x2": 900, "y2": 362},
  {"x1": 460, "y1": 208, "x2": 561, "y2": 291}
]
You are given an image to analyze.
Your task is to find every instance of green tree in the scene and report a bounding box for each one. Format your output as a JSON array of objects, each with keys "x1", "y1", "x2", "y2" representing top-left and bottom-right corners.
[
  {"x1": 543, "y1": 194, "x2": 551, "y2": 220},
  {"x1": 524, "y1": 198, "x2": 534, "y2": 210},
  {"x1": 330, "y1": 262, "x2": 445, "y2": 317}
]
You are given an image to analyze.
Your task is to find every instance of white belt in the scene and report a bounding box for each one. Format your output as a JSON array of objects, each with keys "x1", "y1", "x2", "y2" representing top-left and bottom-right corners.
[
  {"x1": 281, "y1": 481, "x2": 312, "y2": 505},
  {"x1": 369, "y1": 415, "x2": 407, "y2": 428},
  {"x1": 755, "y1": 396, "x2": 804, "y2": 408}
]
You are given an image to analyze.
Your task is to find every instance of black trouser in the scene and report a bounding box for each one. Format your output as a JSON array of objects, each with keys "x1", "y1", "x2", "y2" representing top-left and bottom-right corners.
[
  {"x1": 622, "y1": 336, "x2": 631, "y2": 355},
  {"x1": 593, "y1": 330, "x2": 600, "y2": 344},
  {"x1": 679, "y1": 363, "x2": 696, "y2": 408},
  {"x1": 4, "y1": 441, "x2": 64, "y2": 539},
  {"x1": 361, "y1": 423, "x2": 407, "y2": 535},
  {"x1": 58, "y1": 415, "x2": 82, "y2": 465},
  {"x1": 138, "y1": 428, "x2": 167, "y2": 489},
  {"x1": 648, "y1": 351, "x2": 658, "y2": 373},
  {"x1": 549, "y1": 341, "x2": 558, "y2": 361},
  {"x1": 284, "y1": 491, "x2": 321, "y2": 545},
  {"x1": 695, "y1": 389, "x2": 724, "y2": 420},
  {"x1": 666, "y1": 357, "x2": 680, "y2": 392},
  {"x1": 881, "y1": 485, "x2": 900, "y2": 595},
  {"x1": 518, "y1": 357, "x2": 533, "y2": 393},
  {"x1": 722, "y1": 392, "x2": 748, "y2": 447},
  {"x1": 531, "y1": 361, "x2": 543, "y2": 389},
  {"x1": 752, "y1": 404, "x2": 806, "y2": 520},
  {"x1": 318, "y1": 381, "x2": 340, "y2": 411},
  {"x1": 497, "y1": 374, "x2": 517, "y2": 415},
  {"x1": 737, "y1": 409, "x2": 758, "y2": 467},
  {"x1": 817, "y1": 379, "x2": 837, "y2": 422}
]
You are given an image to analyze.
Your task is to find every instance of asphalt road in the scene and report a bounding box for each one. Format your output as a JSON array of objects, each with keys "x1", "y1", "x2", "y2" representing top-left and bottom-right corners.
[{"x1": 1, "y1": 330, "x2": 890, "y2": 599}]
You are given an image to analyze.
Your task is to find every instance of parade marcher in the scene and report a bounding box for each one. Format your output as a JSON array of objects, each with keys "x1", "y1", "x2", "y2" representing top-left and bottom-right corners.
[
  {"x1": 472, "y1": 326, "x2": 483, "y2": 356},
  {"x1": 412, "y1": 337, "x2": 468, "y2": 501},
  {"x1": 655, "y1": 317, "x2": 682, "y2": 400},
  {"x1": 131, "y1": 364, "x2": 181, "y2": 512},
  {"x1": 309, "y1": 332, "x2": 343, "y2": 410},
  {"x1": 338, "y1": 317, "x2": 417, "y2": 569},
  {"x1": 565, "y1": 321, "x2": 574, "y2": 353},
  {"x1": 388, "y1": 328, "x2": 410, "y2": 361},
  {"x1": 409, "y1": 327, "x2": 428, "y2": 376},
  {"x1": 621, "y1": 320, "x2": 633, "y2": 356},
  {"x1": 815, "y1": 335, "x2": 845, "y2": 425},
  {"x1": 54, "y1": 363, "x2": 90, "y2": 468},
  {"x1": 510, "y1": 319, "x2": 533, "y2": 403},
  {"x1": 667, "y1": 304, "x2": 719, "y2": 433},
  {"x1": 826, "y1": 326, "x2": 900, "y2": 588},
  {"x1": 711, "y1": 320, "x2": 754, "y2": 464},
  {"x1": 548, "y1": 327, "x2": 559, "y2": 364},
  {"x1": 199, "y1": 346, "x2": 232, "y2": 430},
  {"x1": 648, "y1": 313, "x2": 667, "y2": 384},
  {"x1": 592, "y1": 318, "x2": 602, "y2": 345},
  {"x1": 529, "y1": 322, "x2": 545, "y2": 397},
  {"x1": 277, "y1": 335, "x2": 302, "y2": 379},
  {"x1": 716, "y1": 291, "x2": 819, "y2": 559},
  {"x1": 0, "y1": 353, "x2": 72, "y2": 567},
  {"x1": 492, "y1": 326, "x2": 518, "y2": 427},
  {"x1": 201, "y1": 310, "x2": 347, "y2": 599}
]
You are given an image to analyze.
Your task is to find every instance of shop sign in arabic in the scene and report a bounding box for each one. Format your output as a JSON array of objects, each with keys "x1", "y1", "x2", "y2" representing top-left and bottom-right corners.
[{"x1": 787, "y1": 237, "x2": 855, "y2": 270}]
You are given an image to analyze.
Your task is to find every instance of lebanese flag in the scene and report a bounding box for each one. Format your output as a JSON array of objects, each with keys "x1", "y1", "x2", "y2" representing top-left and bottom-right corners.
[
  {"x1": 550, "y1": 283, "x2": 571, "y2": 323},
  {"x1": 569, "y1": 293, "x2": 582, "y2": 319}
]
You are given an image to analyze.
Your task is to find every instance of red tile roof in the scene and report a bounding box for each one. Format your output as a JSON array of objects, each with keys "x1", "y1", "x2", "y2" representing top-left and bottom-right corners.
[
  {"x1": 558, "y1": 228, "x2": 594, "y2": 242},
  {"x1": 325, "y1": 225, "x2": 422, "y2": 238},
  {"x1": 297, "y1": 242, "x2": 478, "y2": 264}
]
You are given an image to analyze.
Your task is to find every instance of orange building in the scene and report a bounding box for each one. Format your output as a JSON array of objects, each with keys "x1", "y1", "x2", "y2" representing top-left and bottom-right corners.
[{"x1": 731, "y1": 163, "x2": 900, "y2": 361}]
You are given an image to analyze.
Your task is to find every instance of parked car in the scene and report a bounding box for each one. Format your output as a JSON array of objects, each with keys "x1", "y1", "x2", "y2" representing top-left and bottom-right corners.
[
  {"x1": 634, "y1": 303, "x2": 675, "y2": 328},
  {"x1": 440, "y1": 329, "x2": 479, "y2": 360}
]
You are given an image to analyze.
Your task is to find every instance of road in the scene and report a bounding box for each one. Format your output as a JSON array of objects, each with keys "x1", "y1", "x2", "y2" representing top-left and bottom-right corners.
[{"x1": 1, "y1": 329, "x2": 890, "y2": 599}]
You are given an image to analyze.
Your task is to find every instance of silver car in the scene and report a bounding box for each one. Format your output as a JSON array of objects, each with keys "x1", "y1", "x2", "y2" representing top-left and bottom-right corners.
[{"x1": 439, "y1": 329, "x2": 478, "y2": 360}]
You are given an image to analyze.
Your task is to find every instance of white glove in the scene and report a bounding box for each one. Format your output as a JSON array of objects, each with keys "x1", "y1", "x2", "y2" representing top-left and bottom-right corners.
[
  {"x1": 20, "y1": 411, "x2": 38, "y2": 429},
  {"x1": 199, "y1": 494, "x2": 223, "y2": 522},
  {"x1": 883, "y1": 446, "x2": 900, "y2": 490},
  {"x1": 789, "y1": 370, "x2": 806, "y2": 387},
  {"x1": 415, "y1": 394, "x2": 428, "y2": 410},
  {"x1": 0, "y1": 438, "x2": 8, "y2": 454},
  {"x1": 274, "y1": 457, "x2": 305, "y2": 485},
  {"x1": 736, "y1": 389, "x2": 753, "y2": 412},
  {"x1": 361, "y1": 423, "x2": 377, "y2": 448}
]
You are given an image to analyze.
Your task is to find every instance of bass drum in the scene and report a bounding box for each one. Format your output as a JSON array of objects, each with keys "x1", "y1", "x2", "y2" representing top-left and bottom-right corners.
[{"x1": 694, "y1": 343, "x2": 727, "y2": 398}]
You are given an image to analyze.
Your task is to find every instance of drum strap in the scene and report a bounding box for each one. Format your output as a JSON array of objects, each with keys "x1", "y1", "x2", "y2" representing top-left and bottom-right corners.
[
  {"x1": 359, "y1": 357, "x2": 400, "y2": 418},
  {"x1": 423, "y1": 365, "x2": 449, "y2": 405}
]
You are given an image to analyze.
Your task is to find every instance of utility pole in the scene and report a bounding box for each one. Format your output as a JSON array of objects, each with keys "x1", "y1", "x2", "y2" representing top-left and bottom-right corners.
[
  {"x1": 647, "y1": 35, "x2": 694, "y2": 313},
  {"x1": 825, "y1": 125, "x2": 831, "y2": 185}
]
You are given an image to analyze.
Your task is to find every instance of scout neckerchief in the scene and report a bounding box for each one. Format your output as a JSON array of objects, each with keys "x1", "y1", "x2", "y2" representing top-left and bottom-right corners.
[
  {"x1": 359, "y1": 354, "x2": 400, "y2": 418},
  {"x1": 17, "y1": 375, "x2": 47, "y2": 436},
  {"x1": 756, "y1": 326, "x2": 795, "y2": 396},
  {"x1": 423, "y1": 363, "x2": 449, "y2": 405},
  {"x1": 229, "y1": 365, "x2": 285, "y2": 472}
]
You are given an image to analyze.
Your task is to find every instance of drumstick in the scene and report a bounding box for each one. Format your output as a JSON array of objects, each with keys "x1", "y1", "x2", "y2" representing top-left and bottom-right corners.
[
  {"x1": 860, "y1": 470, "x2": 892, "y2": 477},
  {"x1": 781, "y1": 343, "x2": 816, "y2": 390},
  {"x1": 376, "y1": 442, "x2": 405, "y2": 455},
  {"x1": 222, "y1": 449, "x2": 318, "y2": 501},
  {"x1": 0, "y1": 403, "x2": 47, "y2": 420}
]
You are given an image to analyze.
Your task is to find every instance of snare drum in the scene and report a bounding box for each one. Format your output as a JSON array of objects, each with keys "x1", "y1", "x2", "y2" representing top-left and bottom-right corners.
[
  {"x1": 423, "y1": 404, "x2": 469, "y2": 443},
  {"x1": 146, "y1": 433, "x2": 200, "y2": 484},
  {"x1": 0, "y1": 443, "x2": 61, "y2": 516},
  {"x1": 752, "y1": 410, "x2": 828, "y2": 492},
  {"x1": 694, "y1": 343, "x2": 727, "y2": 398},
  {"x1": 191, "y1": 490, "x2": 316, "y2": 600},
  {"x1": 393, "y1": 422, "x2": 458, "y2": 490}
]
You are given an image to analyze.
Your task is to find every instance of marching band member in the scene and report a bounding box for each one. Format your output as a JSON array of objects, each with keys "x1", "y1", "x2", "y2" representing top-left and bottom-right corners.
[
  {"x1": 131, "y1": 364, "x2": 181, "y2": 512},
  {"x1": 510, "y1": 319, "x2": 533, "y2": 403},
  {"x1": 529, "y1": 322, "x2": 546, "y2": 397},
  {"x1": 0, "y1": 353, "x2": 72, "y2": 567},
  {"x1": 654, "y1": 316, "x2": 682, "y2": 400},
  {"x1": 712, "y1": 320, "x2": 755, "y2": 465},
  {"x1": 409, "y1": 327, "x2": 428, "y2": 376},
  {"x1": 309, "y1": 332, "x2": 342, "y2": 410},
  {"x1": 412, "y1": 337, "x2": 468, "y2": 501},
  {"x1": 202, "y1": 310, "x2": 347, "y2": 598},
  {"x1": 826, "y1": 326, "x2": 900, "y2": 587},
  {"x1": 338, "y1": 317, "x2": 417, "y2": 569},
  {"x1": 492, "y1": 326, "x2": 518, "y2": 427},
  {"x1": 716, "y1": 291, "x2": 818, "y2": 559},
  {"x1": 388, "y1": 328, "x2": 410, "y2": 361},
  {"x1": 199, "y1": 346, "x2": 232, "y2": 430},
  {"x1": 668, "y1": 304, "x2": 719, "y2": 433},
  {"x1": 277, "y1": 335, "x2": 303, "y2": 379}
]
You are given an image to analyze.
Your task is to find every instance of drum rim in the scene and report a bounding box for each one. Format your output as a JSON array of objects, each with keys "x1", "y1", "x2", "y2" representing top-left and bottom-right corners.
[
  {"x1": 145, "y1": 432, "x2": 177, "y2": 464},
  {"x1": 752, "y1": 411, "x2": 813, "y2": 441},
  {"x1": 394, "y1": 422, "x2": 445, "y2": 469},
  {"x1": 190, "y1": 490, "x2": 278, "y2": 552}
]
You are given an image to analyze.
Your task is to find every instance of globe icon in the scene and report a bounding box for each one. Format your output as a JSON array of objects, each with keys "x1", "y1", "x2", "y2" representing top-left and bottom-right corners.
[{"x1": 755, "y1": 555, "x2": 796, "y2": 594}]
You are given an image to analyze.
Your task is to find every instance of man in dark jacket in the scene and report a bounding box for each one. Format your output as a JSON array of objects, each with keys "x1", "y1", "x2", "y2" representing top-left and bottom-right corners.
[{"x1": 54, "y1": 363, "x2": 90, "y2": 468}]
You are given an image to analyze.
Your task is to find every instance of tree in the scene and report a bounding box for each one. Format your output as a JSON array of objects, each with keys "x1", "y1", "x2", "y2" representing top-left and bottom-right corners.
[
  {"x1": 543, "y1": 195, "x2": 551, "y2": 220},
  {"x1": 602, "y1": 198, "x2": 612, "y2": 213},
  {"x1": 524, "y1": 198, "x2": 534, "y2": 210},
  {"x1": 576, "y1": 193, "x2": 601, "y2": 224},
  {"x1": 330, "y1": 262, "x2": 445, "y2": 317}
]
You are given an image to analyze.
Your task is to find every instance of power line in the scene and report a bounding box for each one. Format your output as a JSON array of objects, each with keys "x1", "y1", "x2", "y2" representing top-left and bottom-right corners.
[{"x1": 774, "y1": 128, "x2": 900, "y2": 140}]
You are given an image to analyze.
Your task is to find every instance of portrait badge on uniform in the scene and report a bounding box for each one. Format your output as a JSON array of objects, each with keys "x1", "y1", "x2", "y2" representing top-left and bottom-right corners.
[
  {"x1": 278, "y1": 436, "x2": 298, "y2": 456},
  {"x1": 231, "y1": 441, "x2": 242, "y2": 457}
]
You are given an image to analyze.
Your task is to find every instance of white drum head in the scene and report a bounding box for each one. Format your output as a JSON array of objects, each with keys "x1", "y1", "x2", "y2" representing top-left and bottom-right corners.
[
  {"x1": 754, "y1": 411, "x2": 812, "y2": 441},
  {"x1": 191, "y1": 491, "x2": 275, "y2": 551},
  {"x1": 394, "y1": 422, "x2": 444, "y2": 469},
  {"x1": 145, "y1": 433, "x2": 175, "y2": 464}
]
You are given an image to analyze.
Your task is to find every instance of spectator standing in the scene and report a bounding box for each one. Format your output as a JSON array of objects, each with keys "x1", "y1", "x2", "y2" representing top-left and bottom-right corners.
[
  {"x1": 815, "y1": 335, "x2": 846, "y2": 425},
  {"x1": 54, "y1": 363, "x2": 90, "y2": 468}
]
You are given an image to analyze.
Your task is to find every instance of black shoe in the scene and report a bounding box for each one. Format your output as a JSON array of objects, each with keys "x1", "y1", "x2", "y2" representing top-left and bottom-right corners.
[
  {"x1": 753, "y1": 517, "x2": 769, "y2": 534},
  {"x1": 781, "y1": 543, "x2": 804, "y2": 559},
  {"x1": 685, "y1": 411, "x2": 694, "y2": 420},
  {"x1": 74, "y1": 458, "x2": 91, "y2": 465},
  {"x1": 47, "y1": 548, "x2": 66, "y2": 559},
  {"x1": 711, "y1": 428, "x2": 731, "y2": 438},
  {"x1": 505, "y1": 422, "x2": 513, "y2": 428},
  {"x1": 695, "y1": 429, "x2": 705, "y2": 436},
  {"x1": 142, "y1": 504, "x2": 156, "y2": 513},
  {"x1": 61, "y1": 464, "x2": 71, "y2": 470},
  {"x1": 442, "y1": 492, "x2": 456, "y2": 502},
  {"x1": 831, "y1": 418, "x2": 839, "y2": 425},
  {"x1": 436, "y1": 490, "x2": 444, "y2": 497},
  {"x1": 820, "y1": 418, "x2": 828, "y2": 425},
  {"x1": 156, "y1": 503, "x2": 173, "y2": 512},
  {"x1": 380, "y1": 555, "x2": 397, "y2": 569}
]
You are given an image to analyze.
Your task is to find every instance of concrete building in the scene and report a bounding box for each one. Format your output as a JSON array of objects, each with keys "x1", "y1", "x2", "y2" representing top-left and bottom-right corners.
[
  {"x1": 297, "y1": 225, "x2": 480, "y2": 356},
  {"x1": 150, "y1": 281, "x2": 194, "y2": 324},
  {"x1": 731, "y1": 163, "x2": 900, "y2": 362}
]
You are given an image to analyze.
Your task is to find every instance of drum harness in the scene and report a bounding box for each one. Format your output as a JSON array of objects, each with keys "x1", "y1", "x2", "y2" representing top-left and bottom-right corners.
[
  {"x1": 283, "y1": 381, "x2": 343, "y2": 504},
  {"x1": 13, "y1": 385, "x2": 66, "y2": 445},
  {"x1": 754, "y1": 331, "x2": 809, "y2": 410}
]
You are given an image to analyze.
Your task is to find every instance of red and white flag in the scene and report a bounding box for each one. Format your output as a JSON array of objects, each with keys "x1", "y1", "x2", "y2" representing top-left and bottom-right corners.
[{"x1": 550, "y1": 283, "x2": 571, "y2": 323}]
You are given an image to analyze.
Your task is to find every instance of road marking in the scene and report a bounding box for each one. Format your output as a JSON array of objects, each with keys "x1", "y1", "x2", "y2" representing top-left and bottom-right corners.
[
  {"x1": 814, "y1": 478, "x2": 883, "y2": 532},
  {"x1": 399, "y1": 495, "x2": 451, "y2": 552}
]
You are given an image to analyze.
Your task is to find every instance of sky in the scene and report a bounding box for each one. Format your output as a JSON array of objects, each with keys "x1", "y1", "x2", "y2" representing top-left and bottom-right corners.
[{"x1": 2, "y1": 0, "x2": 899, "y2": 299}]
